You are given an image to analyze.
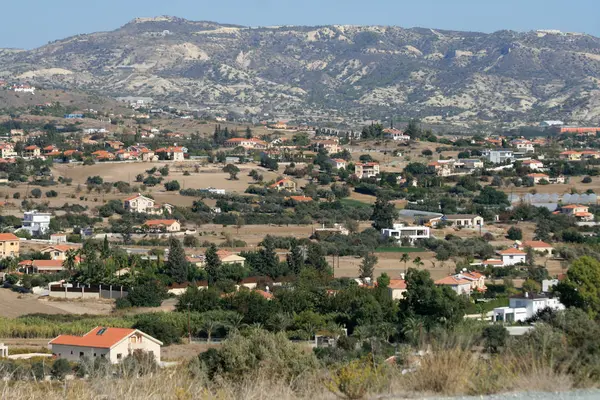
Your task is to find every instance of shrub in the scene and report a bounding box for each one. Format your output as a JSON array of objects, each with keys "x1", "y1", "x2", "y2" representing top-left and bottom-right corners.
[
  {"x1": 507, "y1": 227, "x2": 522, "y2": 241},
  {"x1": 51, "y1": 358, "x2": 71, "y2": 380},
  {"x1": 482, "y1": 325, "x2": 508, "y2": 353},
  {"x1": 582, "y1": 176, "x2": 592, "y2": 184},
  {"x1": 12, "y1": 192, "x2": 20, "y2": 199},
  {"x1": 119, "y1": 349, "x2": 158, "y2": 377},
  {"x1": 30, "y1": 188, "x2": 42, "y2": 198},
  {"x1": 127, "y1": 281, "x2": 167, "y2": 307},
  {"x1": 45, "y1": 190, "x2": 58, "y2": 198},
  {"x1": 115, "y1": 297, "x2": 132, "y2": 309},
  {"x1": 164, "y1": 180, "x2": 181, "y2": 191},
  {"x1": 326, "y1": 356, "x2": 382, "y2": 399},
  {"x1": 133, "y1": 314, "x2": 181, "y2": 345},
  {"x1": 197, "y1": 329, "x2": 318, "y2": 383}
]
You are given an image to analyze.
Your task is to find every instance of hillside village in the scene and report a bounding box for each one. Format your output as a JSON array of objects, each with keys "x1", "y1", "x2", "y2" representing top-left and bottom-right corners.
[{"x1": 1, "y1": 84, "x2": 600, "y2": 397}]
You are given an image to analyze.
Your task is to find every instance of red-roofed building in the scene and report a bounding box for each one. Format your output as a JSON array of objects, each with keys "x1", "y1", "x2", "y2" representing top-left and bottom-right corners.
[
  {"x1": 526, "y1": 173, "x2": 550, "y2": 184},
  {"x1": 49, "y1": 326, "x2": 162, "y2": 364},
  {"x1": 355, "y1": 162, "x2": 380, "y2": 179},
  {"x1": 143, "y1": 219, "x2": 181, "y2": 232},
  {"x1": 23, "y1": 145, "x2": 41, "y2": 158},
  {"x1": 155, "y1": 146, "x2": 186, "y2": 161},
  {"x1": 388, "y1": 279, "x2": 407, "y2": 300},
  {"x1": 0, "y1": 233, "x2": 20, "y2": 259},
  {"x1": 521, "y1": 159, "x2": 544, "y2": 170},
  {"x1": 288, "y1": 195, "x2": 313, "y2": 203},
  {"x1": 560, "y1": 204, "x2": 593, "y2": 221},
  {"x1": 224, "y1": 138, "x2": 268, "y2": 150},
  {"x1": 270, "y1": 178, "x2": 297, "y2": 192},
  {"x1": 518, "y1": 240, "x2": 554, "y2": 255},
  {"x1": 435, "y1": 275, "x2": 472, "y2": 295},
  {"x1": 20, "y1": 259, "x2": 65, "y2": 274},
  {"x1": 497, "y1": 248, "x2": 527, "y2": 266}
]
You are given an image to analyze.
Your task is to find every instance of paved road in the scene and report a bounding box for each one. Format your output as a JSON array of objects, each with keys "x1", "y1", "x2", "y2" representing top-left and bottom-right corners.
[{"x1": 426, "y1": 390, "x2": 600, "y2": 400}]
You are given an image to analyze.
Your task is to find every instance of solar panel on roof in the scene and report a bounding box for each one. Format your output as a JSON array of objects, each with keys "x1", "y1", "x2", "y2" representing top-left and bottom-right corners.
[{"x1": 97, "y1": 327, "x2": 107, "y2": 335}]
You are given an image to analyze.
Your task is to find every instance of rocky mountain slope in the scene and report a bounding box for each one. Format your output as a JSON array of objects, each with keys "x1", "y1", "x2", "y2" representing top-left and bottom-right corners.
[{"x1": 1, "y1": 16, "x2": 600, "y2": 126}]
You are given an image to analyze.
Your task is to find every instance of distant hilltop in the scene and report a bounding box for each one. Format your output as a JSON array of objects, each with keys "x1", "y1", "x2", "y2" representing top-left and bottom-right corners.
[{"x1": 0, "y1": 17, "x2": 599, "y2": 128}]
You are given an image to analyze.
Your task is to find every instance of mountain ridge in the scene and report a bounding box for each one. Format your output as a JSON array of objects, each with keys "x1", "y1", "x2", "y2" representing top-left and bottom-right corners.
[{"x1": 1, "y1": 17, "x2": 600, "y2": 127}]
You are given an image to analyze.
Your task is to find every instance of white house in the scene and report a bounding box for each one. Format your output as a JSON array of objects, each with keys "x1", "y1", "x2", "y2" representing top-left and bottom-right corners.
[
  {"x1": 518, "y1": 240, "x2": 554, "y2": 255},
  {"x1": 328, "y1": 158, "x2": 347, "y2": 170},
  {"x1": 511, "y1": 139, "x2": 535, "y2": 153},
  {"x1": 540, "y1": 120, "x2": 564, "y2": 127},
  {"x1": 124, "y1": 194, "x2": 173, "y2": 215},
  {"x1": 521, "y1": 159, "x2": 544, "y2": 170},
  {"x1": 435, "y1": 275, "x2": 473, "y2": 295},
  {"x1": 492, "y1": 293, "x2": 565, "y2": 323},
  {"x1": 388, "y1": 279, "x2": 407, "y2": 300},
  {"x1": 440, "y1": 214, "x2": 484, "y2": 228},
  {"x1": 354, "y1": 162, "x2": 380, "y2": 179},
  {"x1": 483, "y1": 149, "x2": 514, "y2": 164},
  {"x1": 383, "y1": 128, "x2": 410, "y2": 141},
  {"x1": 497, "y1": 248, "x2": 527, "y2": 266},
  {"x1": 49, "y1": 326, "x2": 162, "y2": 364},
  {"x1": 22, "y1": 210, "x2": 52, "y2": 236},
  {"x1": 381, "y1": 224, "x2": 430, "y2": 243}
]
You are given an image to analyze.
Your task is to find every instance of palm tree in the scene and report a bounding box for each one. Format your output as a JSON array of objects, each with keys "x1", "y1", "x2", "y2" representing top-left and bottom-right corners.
[
  {"x1": 377, "y1": 322, "x2": 397, "y2": 343},
  {"x1": 224, "y1": 313, "x2": 246, "y2": 334},
  {"x1": 400, "y1": 253, "x2": 410, "y2": 273},
  {"x1": 412, "y1": 256, "x2": 424, "y2": 269},
  {"x1": 267, "y1": 312, "x2": 292, "y2": 333},
  {"x1": 200, "y1": 317, "x2": 222, "y2": 344},
  {"x1": 63, "y1": 249, "x2": 79, "y2": 275},
  {"x1": 401, "y1": 317, "x2": 424, "y2": 347}
]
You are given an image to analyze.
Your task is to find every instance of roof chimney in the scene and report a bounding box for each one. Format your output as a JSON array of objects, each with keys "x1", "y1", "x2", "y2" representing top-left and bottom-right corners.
[
  {"x1": 525, "y1": 292, "x2": 529, "y2": 298},
  {"x1": 400, "y1": 273, "x2": 405, "y2": 280}
]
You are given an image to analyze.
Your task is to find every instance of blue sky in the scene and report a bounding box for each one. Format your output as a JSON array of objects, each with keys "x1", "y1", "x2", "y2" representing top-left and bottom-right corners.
[{"x1": 2, "y1": 0, "x2": 599, "y2": 49}]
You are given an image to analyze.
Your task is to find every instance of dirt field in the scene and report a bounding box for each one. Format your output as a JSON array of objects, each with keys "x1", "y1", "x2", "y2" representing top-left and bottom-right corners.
[{"x1": 0, "y1": 289, "x2": 113, "y2": 318}]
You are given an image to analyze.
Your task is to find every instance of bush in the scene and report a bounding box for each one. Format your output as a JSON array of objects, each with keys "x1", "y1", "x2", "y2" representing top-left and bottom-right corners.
[
  {"x1": 421, "y1": 149, "x2": 433, "y2": 156},
  {"x1": 30, "y1": 188, "x2": 42, "y2": 198},
  {"x1": 133, "y1": 315, "x2": 181, "y2": 345},
  {"x1": 119, "y1": 349, "x2": 158, "y2": 377},
  {"x1": 51, "y1": 358, "x2": 72, "y2": 380},
  {"x1": 115, "y1": 297, "x2": 132, "y2": 309},
  {"x1": 197, "y1": 329, "x2": 318, "y2": 382},
  {"x1": 164, "y1": 180, "x2": 181, "y2": 191},
  {"x1": 582, "y1": 176, "x2": 592, "y2": 184},
  {"x1": 12, "y1": 192, "x2": 20, "y2": 199},
  {"x1": 326, "y1": 357, "x2": 381, "y2": 399},
  {"x1": 507, "y1": 227, "x2": 522, "y2": 241},
  {"x1": 45, "y1": 190, "x2": 58, "y2": 198},
  {"x1": 127, "y1": 281, "x2": 167, "y2": 307}
]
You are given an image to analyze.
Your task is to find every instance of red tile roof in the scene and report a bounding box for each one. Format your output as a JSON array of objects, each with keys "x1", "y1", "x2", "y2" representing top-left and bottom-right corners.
[
  {"x1": 435, "y1": 276, "x2": 471, "y2": 286},
  {"x1": 0, "y1": 233, "x2": 19, "y2": 241},
  {"x1": 521, "y1": 241, "x2": 553, "y2": 249},
  {"x1": 497, "y1": 248, "x2": 527, "y2": 255},
  {"x1": 49, "y1": 327, "x2": 136, "y2": 348},
  {"x1": 388, "y1": 279, "x2": 407, "y2": 289}
]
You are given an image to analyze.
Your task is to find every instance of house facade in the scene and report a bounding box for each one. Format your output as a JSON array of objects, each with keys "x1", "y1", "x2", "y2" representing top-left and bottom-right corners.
[
  {"x1": 143, "y1": 219, "x2": 181, "y2": 232},
  {"x1": 435, "y1": 275, "x2": 473, "y2": 295},
  {"x1": 124, "y1": 194, "x2": 172, "y2": 215},
  {"x1": 441, "y1": 214, "x2": 484, "y2": 228},
  {"x1": 355, "y1": 162, "x2": 380, "y2": 179},
  {"x1": 381, "y1": 224, "x2": 430, "y2": 243},
  {"x1": 270, "y1": 178, "x2": 297, "y2": 192},
  {"x1": 527, "y1": 173, "x2": 550, "y2": 184},
  {"x1": 522, "y1": 160, "x2": 544, "y2": 170},
  {"x1": 518, "y1": 240, "x2": 554, "y2": 255},
  {"x1": 224, "y1": 138, "x2": 268, "y2": 150},
  {"x1": 388, "y1": 279, "x2": 407, "y2": 300},
  {"x1": 41, "y1": 245, "x2": 76, "y2": 261},
  {"x1": 492, "y1": 294, "x2": 565, "y2": 323},
  {"x1": 22, "y1": 211, "x2": 52, "y2": 235},
  {"x1": 328, "y1": 158, "x2": 347, "y2": 170},
  {"x1": 0, "y1": 233, "x2": 20, "y2": 259},
  {"x1": 483, "y1": 149, "x2": 514, "y2": 164},
  {"x1": 560, "y1": 204, "x2": 593, "y2": 221},
  {"x1": 50, "y1": 327, "x2": 162, "y2": 364},
  {"x1": 497, "y1": 249, "x2": 527, "y2": 266}
]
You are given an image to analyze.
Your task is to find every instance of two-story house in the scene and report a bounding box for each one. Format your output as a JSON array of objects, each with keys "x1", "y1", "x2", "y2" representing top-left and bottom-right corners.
[
  {"x1": 270, "y1": 178, "x2": 297, "y2": 192},
  {"x1": 22, "y1": 211, "x2": 52, "y2": 236},
  {"x1": 560, "y1": 204, "x2": 593, "y2": 221},
  {"x1": 354, "y1": 162, "x2": 380, "y2": 179},
  {"x1": 0, "y1": 233, "x2": 20, "y2": 259},
  {"x1": 123, "y1": 194, "x2": 173, "y2": 215}
]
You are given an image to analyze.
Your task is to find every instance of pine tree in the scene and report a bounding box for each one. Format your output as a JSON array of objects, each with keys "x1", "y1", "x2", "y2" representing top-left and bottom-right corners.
[
  {"x1": 166, "y1": 237, "x2": 188, "y2": 284},
  {"x1": 259, "y1": 235, "x2": 281, "y2": 278},
  {"x1": 359, "y1": 253, "x2": 378, "y2": 281},
  {"x1": 371, "y1": 194, "x2": 398, "y2": 231},
  {"x1": 204, "y1": 244, "x2": 221, "y2": 285},
  {"x1": 287, "y1": 239, "x2": 305, "y2": 275},
  {"x1": 306, "y1": 243, "x2": 329, "y2": 273}
]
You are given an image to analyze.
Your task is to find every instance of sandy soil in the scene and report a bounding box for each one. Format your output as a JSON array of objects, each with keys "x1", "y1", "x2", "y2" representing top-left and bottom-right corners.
[{"x1": 0, "y1": 289, "x2": 113, "y2": 318}]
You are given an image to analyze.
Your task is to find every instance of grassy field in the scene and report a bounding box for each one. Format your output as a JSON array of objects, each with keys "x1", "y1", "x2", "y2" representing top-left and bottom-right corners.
[{"x1": 375, "y1": 247, "x2": 426, "y2": 253}]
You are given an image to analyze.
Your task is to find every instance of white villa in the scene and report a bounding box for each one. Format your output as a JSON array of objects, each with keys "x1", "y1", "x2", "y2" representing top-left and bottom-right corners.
[
  {"x1": 493, "y1": 293, "x2": 565, "y2": 323},
  {"x1": 123, "y1": 194, "x2": 173, "y2": 215},
  {"x1": 381, "y1": 224, "x2": 430, "y2": 243},
  {"x1": 49, "y1": 327, "x2": 162, "y2": 364}
]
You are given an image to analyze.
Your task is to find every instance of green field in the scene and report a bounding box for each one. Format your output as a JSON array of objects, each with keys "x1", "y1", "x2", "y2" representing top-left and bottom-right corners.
[
  {"x1": 375, "y1": 247, "x2": 426, "y2": 253},
  {"x1": 340, "y1": 198, "x2": 372, "y2": 208}
]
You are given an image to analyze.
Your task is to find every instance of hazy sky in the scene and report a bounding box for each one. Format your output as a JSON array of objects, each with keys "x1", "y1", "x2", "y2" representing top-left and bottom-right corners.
[{"x1": 2, "y1": 0, "x2": 599, "y2": 49}]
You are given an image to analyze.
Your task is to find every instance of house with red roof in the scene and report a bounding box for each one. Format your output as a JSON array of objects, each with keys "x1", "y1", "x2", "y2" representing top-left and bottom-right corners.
[
  {"x1": 19, "y1": 259, "x2": 65, "y2": 274},
  {"x1": 123, "y1": 194, "x2": 173, "y2": 215},
  {"x1": 0, "y1": 233, "x2": 20, "y2": 259},
  {"x1": 435, "y1": 275, "x2": 473, "y2": 295},
  {"x1": 0, "y1": 143, "x2": 16, "y2": 159},
  {"x1": 354, "y1": 162, "x2": 380, "y2": 179},
  {"x1": 224, "y1": 137, "x2": 268, "y2": 150},
  {"x1": 560, "y1": 204, "x2": 594, "y2": 221},
  {"x1": 270, "y1": 178, "x2": 297, "y2": 192},
  {"x1": 49, "y1": 326, "x2": 162, "y2": 364},
  {"x1": 388, "y1": 279, "x2": 407, "y2": 300},
  {"x1": 23, "y1": 145, "x2": 41, "y2": 158},
  {"x1": 41, "y1": 245, "x2": 79, "y2": 261},
  {"x1": 518, "y1": 240, "x2": 554, "y2": 255},
  {"x1": 526, "y1": 173, "x2": 550, "y2": 184},
  {"x1": 143, "y1": 219, "x2": 181, "y2": 232},
  {"x1": 155, "y1": 146, "x2": 186, "y2": 161}
]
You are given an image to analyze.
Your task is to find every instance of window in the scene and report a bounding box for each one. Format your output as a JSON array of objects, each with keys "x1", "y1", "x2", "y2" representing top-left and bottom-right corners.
[
  {"x1": 71, "y1": 351, "x2": 73, "y2": 355},
  {"x1": 94, "y1": 353, "x2": 97, "y2": 357},
  {"x1": 117, "y1": 354, "x2": 122, "y2": 360},
  {"x1": 79, "y1": 352, "x2": 84, "y2": 357}
]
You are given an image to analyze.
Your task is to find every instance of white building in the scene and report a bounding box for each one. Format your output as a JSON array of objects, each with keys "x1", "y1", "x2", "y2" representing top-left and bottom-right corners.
[
  {"x1": 521, "y1": 160, "x2": 544, "y2": 170},
  {"x1": 483, "y1": 149, "x2": 514, "y2": 164},
  {"x1": 383, "y1": 128, "x2": 410, "y2": 141},
  {"x1": 440, "y1": 214, "x2": 484, "y2": 228},
  {"x1": 22, "y1": 211, "x2": 52, "y2": 236},
  {"x1": 13, "y1": 85, "x2": 35, "y2": 94},
  {"x1": 123, "y1": 194, "x2": 173, "y2": 215},
  {"x1": 540, "y1": 120, "x2": 564, "y2": 127},
  {"x1": 49, "y1": 326, "x2": 162, "y2": 364},
  {"x1": 354, "y1": 162, "x2": 380, "y2": 179},
  {"x1": 497, "y1": 248, "x2": 527, "y2": 266},
  {"x1": 382, "y1": 224, "x2": 430, "y2": 243},
  {"x1": 511, "y1": 139, "x2": 535, "y2": 153},
  {"x1": 493, "y1": 294, "x2": 565, "y2": 323}
]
